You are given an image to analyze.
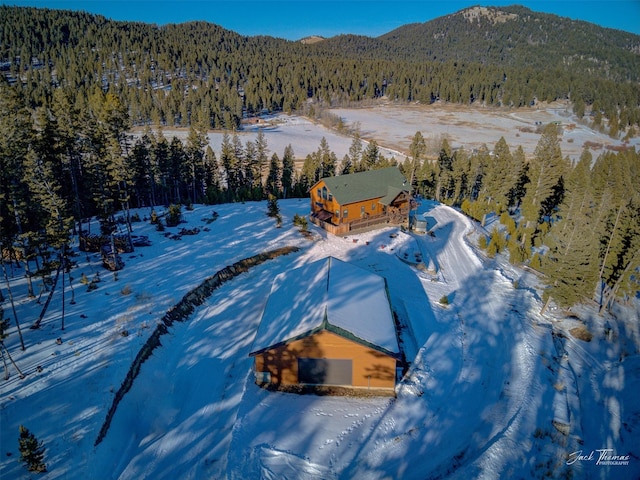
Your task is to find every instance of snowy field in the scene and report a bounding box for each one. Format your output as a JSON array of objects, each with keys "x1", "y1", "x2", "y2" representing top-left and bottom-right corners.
[
  {"x1": 145, "y1": 102, "x2": 639, "y2": 165},
  {"x1": 1, "y1": 199, "x2": 638, "y2": 479},
  {"x1": 140, "y1": 115, "x2": 401, "y2": 164},
  {"x1": 332, "y1": 102, "x2": 640, "y2": 162}
]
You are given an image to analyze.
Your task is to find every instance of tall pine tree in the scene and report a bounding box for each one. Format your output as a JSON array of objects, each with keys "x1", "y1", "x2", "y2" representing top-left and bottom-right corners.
[
  {"x1": 520, "y1": 123, "x2": 568, "y2": 244},
  {"x1": 542, "y1": 150, "x2": 600, "y2": 307}
]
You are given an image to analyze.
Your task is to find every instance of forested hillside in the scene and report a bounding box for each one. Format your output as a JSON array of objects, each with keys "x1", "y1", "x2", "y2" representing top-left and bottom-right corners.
[
  {"x1": 378, "y1": 5, "x2": 640, "y2": 80},
  {"x1": 1, "y1": 5, "x2": 640, "y2": 128},
  {"x1": 0, "y1": 5, "x2": 638, "y2": 311}
]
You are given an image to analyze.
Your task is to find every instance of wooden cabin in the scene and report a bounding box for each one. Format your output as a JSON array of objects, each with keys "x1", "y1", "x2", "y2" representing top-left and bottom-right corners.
[
  {"x1": 309, "y1": 167, "x2": 413, "y2": 235},
  {"x1": 249, "y1": 257, "x2": 400, "y2": 394}
]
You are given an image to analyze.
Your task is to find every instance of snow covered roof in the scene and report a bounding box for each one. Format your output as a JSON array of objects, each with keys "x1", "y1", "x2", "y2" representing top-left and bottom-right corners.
[
  {"x1": 316, "y1": 167, "x2": 408, "y2": 206},
  {"x1": 250, "y1": 256, "x2": 400, "y2": 357}
]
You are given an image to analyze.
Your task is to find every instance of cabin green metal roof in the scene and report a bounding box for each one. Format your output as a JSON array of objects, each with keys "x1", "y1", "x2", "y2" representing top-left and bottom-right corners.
[
  {"x1": 379, "y1": 186, "x2": 406, "y2": 206},
  {"x1": 318, "y1": 167, "x2": 408, "y2": 205}
]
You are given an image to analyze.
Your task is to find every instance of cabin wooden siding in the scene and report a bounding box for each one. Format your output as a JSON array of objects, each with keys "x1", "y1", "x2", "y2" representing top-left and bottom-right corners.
[
  {"x1": 253, "y1": 330, "x2": 397, "y2": 389},
  {"x1": 310, "y1": 179, "x2": 386, "y2": 225}
]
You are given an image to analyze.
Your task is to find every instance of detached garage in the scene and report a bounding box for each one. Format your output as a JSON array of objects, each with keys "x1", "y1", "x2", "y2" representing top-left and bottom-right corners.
[{"x1": 249, "y1": 256, "x2": 401, "y2": 394}]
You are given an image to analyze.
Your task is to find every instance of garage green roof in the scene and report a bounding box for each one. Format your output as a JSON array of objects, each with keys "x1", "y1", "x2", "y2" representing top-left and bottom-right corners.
[{"x1": 318, "y1": 167, "x2": 408, "y2": 205}]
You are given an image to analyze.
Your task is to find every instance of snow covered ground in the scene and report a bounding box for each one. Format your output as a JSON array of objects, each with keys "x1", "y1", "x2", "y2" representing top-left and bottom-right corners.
[
  {"x1": 1, "y1": 199, "x2": 638, "y2": 479},
  {"x1": 138, "y1": 114, "x2": 400, "y2": 164},
  {"x1": 332, "y1": 102, "x2": 640, "y2": 162},
  {"x1": 141, "y1": 102, "x2": 639, "y2": 167}
]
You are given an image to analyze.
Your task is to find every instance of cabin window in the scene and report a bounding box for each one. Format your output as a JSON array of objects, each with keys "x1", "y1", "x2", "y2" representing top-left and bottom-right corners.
[
  {"x1": 343, "y1": 209, "x2": 348, "y2": 218},
  {"x1": 316, "y1": 188, "x2": 322, "y2": 198},
  {"x1": 361, "y1": 206, "x2": 365, "y2": 215},
  {"x1": 255, "y1": 371, "x2": 271, "y2": 383},
  {"x1": 328, "y1": 193, "x2": 333, "y2": 201},
  {"x1": 335, "y1": 210, "x2": 340, "y2": 219},
  {"x1": 322, "y1": 186, "x2": 328, "y2": 200},
  {"x1": 371, "y1": 202, "x2": 376, "y2": 211}
]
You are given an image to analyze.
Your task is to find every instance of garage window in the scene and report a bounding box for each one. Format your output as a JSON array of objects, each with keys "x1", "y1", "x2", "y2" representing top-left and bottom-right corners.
[{"x1": 298, "y1": 358, "x2": 352, "y2": 385}]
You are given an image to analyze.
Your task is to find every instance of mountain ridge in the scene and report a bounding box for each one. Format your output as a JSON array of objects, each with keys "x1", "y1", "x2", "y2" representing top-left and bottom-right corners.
[
  {"x1": 309, "y1": 5, "x2": 640, "y2": 82},
  {"x1": 1, "y1": 4, "x2": 638, "y2": 130}
]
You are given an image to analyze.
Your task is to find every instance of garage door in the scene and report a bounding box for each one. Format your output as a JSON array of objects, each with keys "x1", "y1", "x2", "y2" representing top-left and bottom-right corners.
[{"x1": 298, "y1": 358, "x2": 352, "y2": 386}]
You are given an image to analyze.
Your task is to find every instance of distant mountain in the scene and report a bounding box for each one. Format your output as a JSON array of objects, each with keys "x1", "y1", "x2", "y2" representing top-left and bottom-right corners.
[{"x1": 315, "y1": 5, "x2": 640, "y2": 82}]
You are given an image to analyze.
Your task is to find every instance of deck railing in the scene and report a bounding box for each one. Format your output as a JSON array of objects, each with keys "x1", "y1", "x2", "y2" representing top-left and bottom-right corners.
[{"x1": 310, "y1": 212, "x2": 392, "y2": 235}]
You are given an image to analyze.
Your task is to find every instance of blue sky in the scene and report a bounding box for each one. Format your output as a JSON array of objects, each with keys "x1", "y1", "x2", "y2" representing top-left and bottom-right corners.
[{"x1": 5, "y1": 1, "x2": 640, "y2": 39}]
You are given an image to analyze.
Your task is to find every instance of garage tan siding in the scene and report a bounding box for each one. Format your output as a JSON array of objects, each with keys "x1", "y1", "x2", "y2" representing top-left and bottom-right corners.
[{"x1": 254, "y1": 330, "x2": 397, "y2": 389}]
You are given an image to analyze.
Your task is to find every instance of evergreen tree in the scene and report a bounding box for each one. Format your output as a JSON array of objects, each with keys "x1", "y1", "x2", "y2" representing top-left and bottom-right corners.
[
  {"x1": 219, "y1": 133, "x2": 238, "y2": 199},
  {"x1": 84, "y1": 91, "x2": 132, "y2": 235},
  {"x1": 130, "y1": 132, "x2": 154, "y2": 208},
  {"x1": 267, "y1": 194, "x2": 280, "y2": 218},
  {"x1": 203, "y1": 145, "x2": 222, "y2": 204},
  {"x1": 407, "y1": 131, "x2": 426, "y2": 190},
  {"x1": 450, "y1": 148, "x2": 471, "y2": 206},
  {"x1": 242, "y1": 139, "x2": 263, "y2": 199},
  {"x1": 461, "y1": 148, "x2": 482, "y2": 203},
  {"x1": 435, "y1": 138, "x2": 454, "y2": 202},
  {"x1": 347, "y1": 133, "x2": 363, "y2": 173},
  {"x1": 168, "y1": 137, "x2": 186, "y2": 204},
  {"x1": 50, "y1": 88, "x2": 85, "y2": 232},
  {"x1": 265, "y1": 153, "x2": 281, "y2": 197},
  {"x1": 486, "y1": 226, "x2": 506, "y2": 258},
  {"x1": 0, "y1": 84, "x2": 33, "y2": 276},
  {"x1": 23, "y1": 149, "x2": 73, "y2": 252},
  {"x1": 185, "y1": 121, "x2": 208, "y2": 204},
  {"x1": 231, "y1": 134, "x2": 246, "y2": 197},
  {"x1": 480, "y1": 137, "x2": 513, "y2": 209},
  {"x1": 339, "y1": 154, "x2": 354, "y2": 175},
  {"x1": 598, "y1": 200, "x2": 640, "y2": 311},
  {"x1": 280, "y1": 144, "x2": 295, "y2": 198},
  {"x1": 165, "y1": 203, "x2": 183, "y2": 227},
  {"x1": 541, "y1": 151, "x2": 600, "y2": 307},
  {"x1": 255, "y1": 129, "x2": 269, "y2": 182},
  {"x1": 414, "y1": 154, "x2": 437, "y2": 198},
  {"x1": 521, "y1": 124, "x2": 567, "y2": 227},
  {"x1": 299, "y1": 153, "x2": 318, "y2": 195},
  {"x1": 362, "y1": 140, "x2": 380, "y2": 170},
  {"x1": 317, "y1": 137, "x2": 336, "y2": 178},
  {"x1": 507, "y1": 146, "x2": 528, "y2": 210},
  {"x1": 266, "y1": 194, "x2": 282, "y2": 227},
  {"x1": 18, "y1": 425, "x2": 47, "y2": 473},
  {"x1": 151, "y1": 131, "x2": 171, "y2": 205}
]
